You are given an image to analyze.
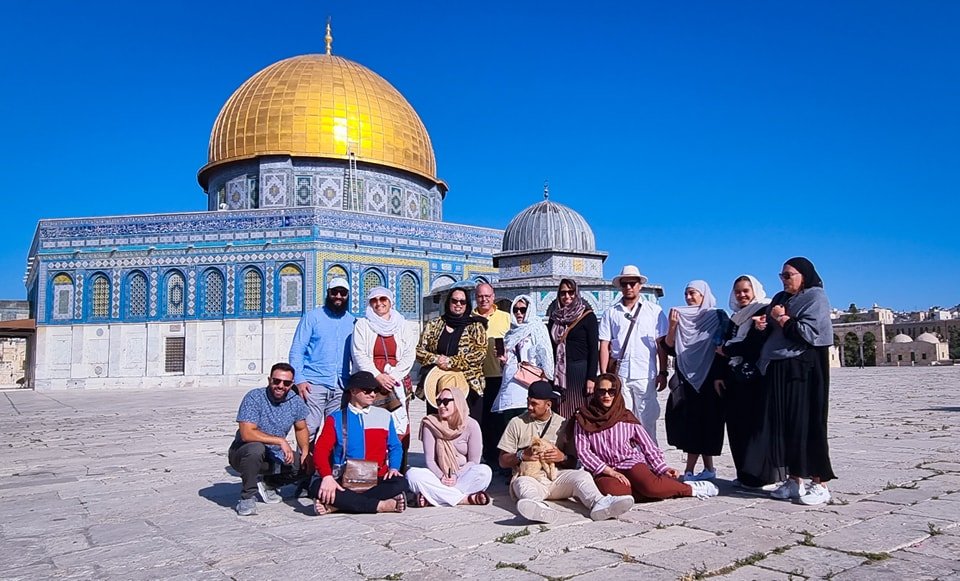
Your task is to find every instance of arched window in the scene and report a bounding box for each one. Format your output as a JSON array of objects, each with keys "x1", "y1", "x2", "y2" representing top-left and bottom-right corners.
[
  {"x1": 279, "y1": 265, "x2": 303, "y2": 313},
  {"x1": 203, "y1": 269, "x2": 224, "y2": 316},
  {"x1": 165, "y1": 271, "x2": 185, "y2": 317},
  {"x1": 431, "y1": 274, "x2": 456, "y2": 292},
  {"x1": 326, "y1": 264, "x2": 348, "y2": 287},
  {"x1": 242, "y1": 268, "x2": 263, "y2": 313},
  {"x1": 52, "y1": 273, "x2": 74, "y2": 320},
  {"x1": 362, "y1": 269, "x2": 384, "y2": 299},
  {"x1": 127, "y1": 271, "x2": 148, "y2": 318},
  {"x1": 397, "y1": 272, "x2": 419, "y2": 314},
  {"x1": 474, "y1": 276, "x2": 489, "y2": 286},
  {"x1": 90, "y1": 274, "x2": 110, "y2": 318}
]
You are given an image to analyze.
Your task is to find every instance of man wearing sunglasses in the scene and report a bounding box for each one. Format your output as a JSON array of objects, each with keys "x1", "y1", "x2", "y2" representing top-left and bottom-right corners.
[
  {"x1": 289, "y1": 277, "x2": 356, "y2": 440},
  {"x1": 599, "y1": 265, "x2": 669, "y2": 444},
  {"x1": 228, "y1": 362, "x2": 311, "y2": 516}
]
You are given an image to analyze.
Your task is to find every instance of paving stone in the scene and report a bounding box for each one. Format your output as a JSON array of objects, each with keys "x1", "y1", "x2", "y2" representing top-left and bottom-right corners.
[
  {"x1": 524, "y1": 546, "x2": 623, "y2": 577},
  {"x1": 711, "y1": 565, "x2": 796, "y2": 580},
  {"x1": 831, "y1": 550, "x2": 960, "y2": 580},
  {"x1": 815, "y1": 513, "x2": 952, "y2": 553},
  {"x1": 758, "y1": 545, "x2": 863, "y2": 578},
  {"x1": 572, "y1": 561, "x2": 678, "y2": 580}
]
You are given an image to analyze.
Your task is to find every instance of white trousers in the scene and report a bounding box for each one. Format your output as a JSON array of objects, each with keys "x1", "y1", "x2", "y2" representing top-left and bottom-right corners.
[
  {"x1": 620, "y1": 376, "x2": 660, "y2": 445},
  {"x1": 405, "y1": 465, "x2": 492, "y2": 507},
  {"x1": 510, "y1": 469, "x2": 604, "y2": 509}
]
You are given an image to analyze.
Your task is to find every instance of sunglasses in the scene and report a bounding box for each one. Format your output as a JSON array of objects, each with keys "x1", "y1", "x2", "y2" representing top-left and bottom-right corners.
[
  {"x1": 328, "y1": 288, "x2": 348, "y2": 297},
  {"x1": 513, "y1": 306, "x2": 527, "y2": 314},
  {"x1": 449, "y1": 298, "x2": 467, "y2": 305},
  {"x1": 779, "y1": 272, "x2": 800, "y2": 280},
  {"x1": 619, "y1": 280, "x2": 641, "y2": 288},
  {"x1": 355, "y1": 387, "x2": 380, "y2": 394},
  {"x1": 369, "y1": 296, "x2": 390, "y2": 304},
  {"x1": 437, "y1": 397, "x2": 455, "y2": 407},
  {"x1": 558, "y1": 290, "x2": 575, "y2": 296},
  {"x1": 596, "y1": 388, "x2": 618, "y2": 396},
  {"x1": 270, "y1": 377, "x2": 294, "y2": 387}
]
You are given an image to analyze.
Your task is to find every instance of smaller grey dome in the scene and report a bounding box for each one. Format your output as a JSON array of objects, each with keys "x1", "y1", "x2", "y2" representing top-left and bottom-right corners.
[
  {"x1": 502, "y1": 199, "x2": 596, "y2": 253},
  {"x1": 917, "y1": 332, "x2": 940, "y2": 343},
  {"x1": 891, "y1": 333, "x2": 913, "y2": 343}
]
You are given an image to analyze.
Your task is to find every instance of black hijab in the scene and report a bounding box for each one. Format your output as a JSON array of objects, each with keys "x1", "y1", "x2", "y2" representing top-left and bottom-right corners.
[
  {"x1": 785, "y1": 256, "x2": 823, "y2": 290},
  {"x1": 441, "y1": 290, "x2": 487, "y2": 330}
]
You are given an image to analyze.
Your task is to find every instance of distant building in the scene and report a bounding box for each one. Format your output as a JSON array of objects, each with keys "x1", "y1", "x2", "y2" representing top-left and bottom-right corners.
[
  {"x1": 0, "y1": 300, "x2": 29, "y2": 386},
  {"x1": 884, "y1": 333, "x2": 950, "y2": 366}
]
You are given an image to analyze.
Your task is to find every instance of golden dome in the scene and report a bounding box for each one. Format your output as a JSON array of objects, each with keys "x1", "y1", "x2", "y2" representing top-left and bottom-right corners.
[{"x1": 199, "y1": 54, "x2": 440, "y2": 187}]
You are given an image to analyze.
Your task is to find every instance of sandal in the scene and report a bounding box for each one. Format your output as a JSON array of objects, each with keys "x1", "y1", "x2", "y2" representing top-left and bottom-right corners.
[
  {"x1": 467, "y1": 491, "x2": 491, "y2": 506},
  {"x1": 393, "y1": 493, "x2": 407, "y2": 513},
  {"x1": 415, "y1": 493, "x2": 432, "y2": 508},
  {"x1": 313, "y1": 500, "x2": 337, "y2": 516}
]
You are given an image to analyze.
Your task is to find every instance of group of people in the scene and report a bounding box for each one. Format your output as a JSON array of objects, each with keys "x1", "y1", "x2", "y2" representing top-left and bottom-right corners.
[{"x1": 228, "y1": 256, "x2": 836, "y2": 521}]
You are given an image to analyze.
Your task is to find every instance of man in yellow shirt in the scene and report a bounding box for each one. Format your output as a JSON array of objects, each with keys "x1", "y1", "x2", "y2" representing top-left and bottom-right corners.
[{"x1": 473, "y1": 283, "x2": 511, "y2": 467}]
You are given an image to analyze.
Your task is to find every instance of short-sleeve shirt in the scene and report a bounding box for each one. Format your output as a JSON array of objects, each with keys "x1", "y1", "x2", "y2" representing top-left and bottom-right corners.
[
  {"x1": 598, "y1": 300, "x2": 668, "y2": 380},
  {"x1": 498, "y1": 411, "x2": 573, "y2": 485},
  {"x1": 233, "y1": 387, "x2": 309, "y2": 457}
]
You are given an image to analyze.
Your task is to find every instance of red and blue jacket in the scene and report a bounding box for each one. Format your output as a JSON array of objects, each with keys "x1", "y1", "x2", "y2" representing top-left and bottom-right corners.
[{"x1": 315, "y1": 405, "x2": 402, "y2": 478}]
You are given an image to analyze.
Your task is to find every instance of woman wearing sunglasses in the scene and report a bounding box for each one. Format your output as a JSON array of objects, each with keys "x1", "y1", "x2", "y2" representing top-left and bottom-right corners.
[
  {"x1": 492, "y1": 295, "x2": 555, "y2": 437},
  {"x1": 406, "y1": 382, "x2": 492, "y2": 507},
  {"x1": 416, "y1": 288, "x2": 488, "y2": 420},
  {"x1": 749, "y1": 257, "x2": 836, "y2": 506},
  {"x1": 573, "y1": 373, "x2": 718, "y2": 501},
  {"x1": 547, "y1": 279, "x2": 599, "y2": 418},
  {"x1": 352, "y1": 286, "x2": 419, "y2": 470}
]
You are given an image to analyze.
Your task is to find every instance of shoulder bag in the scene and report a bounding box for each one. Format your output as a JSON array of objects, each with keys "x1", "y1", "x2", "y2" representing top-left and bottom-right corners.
[
  {"x1": 513, "y1": 344, "x2": 546, "y2": 387},
  {"x1": 335, "y1": 408, "x2": 379, "y2": 492},
  {"x1": 607, "y1": 303, "x2": 641, "y2": 375}
]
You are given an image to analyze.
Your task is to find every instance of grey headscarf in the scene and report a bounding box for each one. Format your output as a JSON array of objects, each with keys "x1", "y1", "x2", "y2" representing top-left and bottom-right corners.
[
  {"x1": 674, "y1": 280, "x2": 726, "y2": 392},
  {"x1": 758, "y1": 266, "x2": 833, "y2": 374}
]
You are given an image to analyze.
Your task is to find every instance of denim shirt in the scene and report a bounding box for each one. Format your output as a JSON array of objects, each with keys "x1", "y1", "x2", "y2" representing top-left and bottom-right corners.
[{"x1": 289, "y1": 306, "x2": 355, "y2": 388}]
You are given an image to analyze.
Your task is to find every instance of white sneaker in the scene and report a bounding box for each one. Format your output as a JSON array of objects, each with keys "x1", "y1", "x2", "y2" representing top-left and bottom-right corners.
[
  {"x1": 688, "y1": 481, "x2": 719, "y2": 499},
  {"x1": 590, "y1": 494, "x2": 634, "y2": 521},
  {"x1": 770, "y1": 479, "x2": 805, "y2": 500},
  {"x1": 257, "y1": 480, "x2": 282, "y2": 504},
  {"x1": 516, "y1": 499, "x2": 559, "y2": 524},
  {"x1": 799, "y1": 483, "x2": 831, "y2": 506}
]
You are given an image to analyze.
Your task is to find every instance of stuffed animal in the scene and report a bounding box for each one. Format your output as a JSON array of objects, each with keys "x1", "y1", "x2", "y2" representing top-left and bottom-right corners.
[{"x1": 518, "y1": 435, "x2": 559, "y2": 481}]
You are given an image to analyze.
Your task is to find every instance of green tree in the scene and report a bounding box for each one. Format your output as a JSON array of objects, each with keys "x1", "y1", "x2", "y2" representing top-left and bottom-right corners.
[
  {"x1": 848, "y1": 303, "x2": 859, "y2": 314},
  {"x1": 843, "y1": 333, "x2": 862, "y2": 367}
]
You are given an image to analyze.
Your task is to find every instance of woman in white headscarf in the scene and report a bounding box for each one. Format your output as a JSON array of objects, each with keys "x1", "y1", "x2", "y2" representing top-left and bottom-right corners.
[
  {"x1": 492, "y1": 295, "x2": 555, "y2": 425},
  {"x1": 352, "y1": 286, "x2": 419, "y2": 469},
  {"x1": 715, "y1": 275, "x2": 776, "y2": 489},
  {"x1": 660, "y1": 280, "x2": 730, "y2": 481}
]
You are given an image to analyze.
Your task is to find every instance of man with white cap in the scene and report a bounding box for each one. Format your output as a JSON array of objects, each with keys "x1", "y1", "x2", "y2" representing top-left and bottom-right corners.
[
  {"x1": 289, "y1": 276, "x2": 356, "y2": 439},
  {"x1": 599, "y1": 265, "x2": 669, "y2": 444}
]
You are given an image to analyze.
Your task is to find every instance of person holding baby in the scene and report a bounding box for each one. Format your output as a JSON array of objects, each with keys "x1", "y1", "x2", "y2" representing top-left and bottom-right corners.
[{"x1": 497, "y1": 380, "x2": 634, "y2": 524}]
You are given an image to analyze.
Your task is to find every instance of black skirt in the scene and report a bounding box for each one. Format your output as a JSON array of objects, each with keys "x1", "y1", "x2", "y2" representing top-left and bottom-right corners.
[
  {"x1": 665, "y1": 372, "x2": 725, "y2": 456},
  {"x1": 725, "y1": 367, "x2": 778, "y2": 486},
  {"x1": 558, "y1": 359, "x2": 590, "y2": 419},
  {"x1": 745, "y1": 347, "x2": 836, "y2": 482}
]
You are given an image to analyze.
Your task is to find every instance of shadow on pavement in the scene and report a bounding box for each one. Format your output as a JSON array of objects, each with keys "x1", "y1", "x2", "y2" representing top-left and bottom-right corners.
[
  {"x1": 918, "y1": 406, "x2": 960, "y2": 412},
  {"x1": 199, "y1": 482, "x2": 240, "y2": 508}
]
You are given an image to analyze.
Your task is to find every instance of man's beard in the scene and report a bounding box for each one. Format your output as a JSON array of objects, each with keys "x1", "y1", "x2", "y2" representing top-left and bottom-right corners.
[{"x1": 326, "y1": 296, "x2": 348, "y2": 315}]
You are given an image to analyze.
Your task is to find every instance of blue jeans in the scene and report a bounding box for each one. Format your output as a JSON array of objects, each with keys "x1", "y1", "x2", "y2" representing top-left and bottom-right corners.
[{"x1": 303, "y1": 383, "x2": 343, "y2": 440}]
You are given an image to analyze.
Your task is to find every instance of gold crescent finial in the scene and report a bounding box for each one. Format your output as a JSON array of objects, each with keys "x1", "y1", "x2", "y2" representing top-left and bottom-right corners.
[{"x1": 325, "y1": 18, "x2": 333, "y2": 55}]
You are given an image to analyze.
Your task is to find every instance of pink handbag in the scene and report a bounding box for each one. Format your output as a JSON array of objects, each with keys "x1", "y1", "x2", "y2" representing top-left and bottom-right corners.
[{"x1": 514, "y1": 361, "x2": 546, "y2": 387}]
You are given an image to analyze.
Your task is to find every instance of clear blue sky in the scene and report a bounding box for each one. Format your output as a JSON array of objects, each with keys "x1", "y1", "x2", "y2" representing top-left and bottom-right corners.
[{"x1": 3, "y1": 1, "x2": 958, "y2": 311}]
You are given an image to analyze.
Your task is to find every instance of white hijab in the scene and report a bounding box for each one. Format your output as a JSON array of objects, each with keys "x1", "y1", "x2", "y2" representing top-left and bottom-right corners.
[
  {"x1": 503, "y1": 295, "x2": 550, "y2": 353},
  {"x1": 727, "y1": 275, "x2": 771, "y2": 339},
  {"x1": 363, "y1": 286, "x2": 406, "y2": 337},
  {"x1": 674, "y1": 280, "x2": 724, "y2": 392}
]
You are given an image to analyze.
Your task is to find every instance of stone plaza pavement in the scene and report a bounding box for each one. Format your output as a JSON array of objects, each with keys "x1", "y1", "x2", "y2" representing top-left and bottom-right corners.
[{"x1": 1, "y1": 367, "x2": 958, "y2": 580}]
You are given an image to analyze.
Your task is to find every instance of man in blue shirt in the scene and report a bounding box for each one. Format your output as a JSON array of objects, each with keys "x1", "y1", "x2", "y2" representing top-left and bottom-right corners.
[
  {"x1": 289, "y1": 276, "x2": 356, "y2": 439},
  {"x1": 228, "y1": 362, "x2": 311, "y2": 516}
]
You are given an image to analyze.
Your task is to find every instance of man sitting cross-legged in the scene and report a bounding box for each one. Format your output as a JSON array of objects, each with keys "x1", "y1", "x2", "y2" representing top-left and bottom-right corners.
[
  {"x1": 498, "y1": 380, "x2": 635, "y2": 524},
  {"x1": 228, "y1": 362, "x2": 311, "y2": 516}
]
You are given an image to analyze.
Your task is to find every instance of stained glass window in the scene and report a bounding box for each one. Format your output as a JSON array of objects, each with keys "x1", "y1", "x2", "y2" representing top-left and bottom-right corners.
[
  {"x1": 279, "y1": 265, "x2": 303, "y2": 313},
  {"x1": 243, "y1": 269, "x2": 263, "y2": 312},
  {"x1": 204, "y1": 270, "x2": 223, "y2": 316},
  {"x1": 91, "y1": 275, "x2": 109, "y2": 318},
  {"x1": 166, "y1": 272, "x2": 185, "y2": 317},
  {"x1": 362, "y1": 269, "x2": 384, "y2": 300},
  {"x1": 398, "y1": 272, "x2": 419, "y2": 314},
  {"x1": 128, "y1": 272, "x2": 147, "y2": 318},
  {"x1": 52, "y1": 273, "x2": 73, "y2": 320}
]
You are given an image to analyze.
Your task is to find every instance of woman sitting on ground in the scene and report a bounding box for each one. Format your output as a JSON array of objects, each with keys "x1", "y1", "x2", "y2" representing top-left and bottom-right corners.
[
  {"x1": 313, "y1": 371, "x2": 407, "y2": 515},
  {"x1": 406, "y1": 381, "x2": 492, "y2": 507},
  {"x1": 573, "y1": 373, "x2": 719, "y2": 501}
]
